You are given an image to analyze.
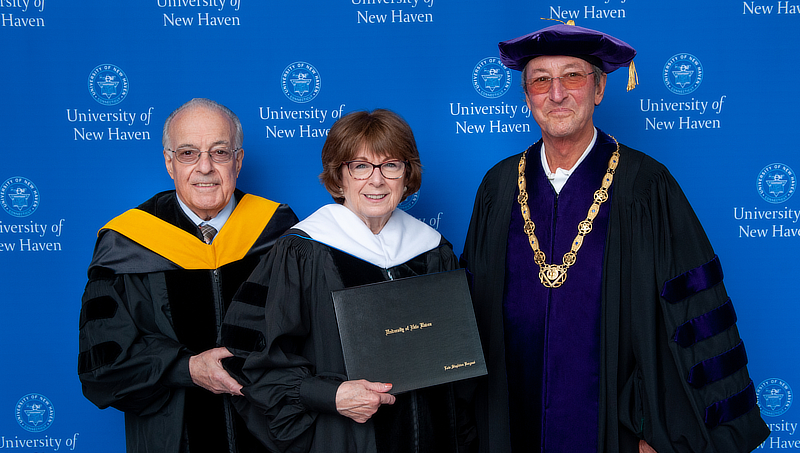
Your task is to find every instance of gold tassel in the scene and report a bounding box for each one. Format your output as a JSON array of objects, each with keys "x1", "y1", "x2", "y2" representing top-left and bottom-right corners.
[
  {"x1": 627, "y1": 60, "x2": 639, "y2": 91},
  {"x1": 540, "y1": 18, "x2": 576, "y2": 26}
]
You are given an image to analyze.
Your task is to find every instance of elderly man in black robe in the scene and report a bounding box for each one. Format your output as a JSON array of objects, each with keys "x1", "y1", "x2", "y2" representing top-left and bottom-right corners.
[{"x1": 78, "y1": 98, "x2": 297, "y2": 453}]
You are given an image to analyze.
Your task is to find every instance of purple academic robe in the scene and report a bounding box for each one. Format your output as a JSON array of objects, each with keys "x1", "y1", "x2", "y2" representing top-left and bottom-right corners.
[{"x1": 503, "y1": 137, "x2": 612, "y2": 452}]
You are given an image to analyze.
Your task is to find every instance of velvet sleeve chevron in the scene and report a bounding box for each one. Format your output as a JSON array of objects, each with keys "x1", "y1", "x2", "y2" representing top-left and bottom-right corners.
[{"x1": 78, "y1": 272, "x2": 188, "y2": 416}]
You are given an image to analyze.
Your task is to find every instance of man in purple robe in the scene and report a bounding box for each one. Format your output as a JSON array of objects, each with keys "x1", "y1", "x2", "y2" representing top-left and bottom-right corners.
[{"x1": 460, "y1": 22, "x2": 769, "y2": 453}]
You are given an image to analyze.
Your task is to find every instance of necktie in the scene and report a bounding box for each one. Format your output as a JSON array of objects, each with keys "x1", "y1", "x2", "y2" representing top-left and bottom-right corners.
[{"x1": 200, "y1": 224, "x2": 217, "y2": 244}]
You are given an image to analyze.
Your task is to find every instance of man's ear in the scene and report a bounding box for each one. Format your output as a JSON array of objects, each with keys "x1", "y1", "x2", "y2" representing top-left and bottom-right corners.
[
  {"x1": 234, "y1": 148, "x2": 244, "y2": 178},
  {"x1": 164, "y1": 149, "x2": 176, "y2": 180},
  {"x1": 594, "y1": 72, "x2": 608, "y2": 106}
]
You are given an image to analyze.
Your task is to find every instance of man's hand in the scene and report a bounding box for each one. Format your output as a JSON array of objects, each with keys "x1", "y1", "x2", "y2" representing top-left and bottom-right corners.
[
  {"x1": 335, "y1": 380, "x2": 396, "y2": 423},
  {"x1": 189, "y1": 347, "x2": 243, "y2": 396},
  {"x1": 639, "y1": 440, "x2": 658, "y2": 453}
]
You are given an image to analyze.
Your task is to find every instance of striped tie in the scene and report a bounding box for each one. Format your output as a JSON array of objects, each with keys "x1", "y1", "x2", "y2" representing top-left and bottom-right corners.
[{"x1": 200, "y1": 224, "x2": 217, "y2": 244}]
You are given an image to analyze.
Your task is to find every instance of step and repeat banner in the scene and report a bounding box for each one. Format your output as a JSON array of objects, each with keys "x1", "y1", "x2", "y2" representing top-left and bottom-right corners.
[{"x1": 1, "y1": 1, "x2": 798, "y2": 450}]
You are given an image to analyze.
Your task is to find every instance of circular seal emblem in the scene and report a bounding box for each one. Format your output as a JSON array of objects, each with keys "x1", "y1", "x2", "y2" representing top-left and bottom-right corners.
[
  {"x1": 281, "y1": 62, "x2": 321, "y2": 103},
  {"x1": 757, "y1": 378, "x2": 793, "y2": 417},
  {"x1": 757, "y1": 163, "x2": 796, "y2": 204},
  {"x1": 398, "y1": 189, "x2": 419, "y2": 211},
  {"x1": 88, "y1": 64, "x2": 129, "y2": 105},
  {"x1": 472, "y1": 57, "x2": 512, "y2": 99},
  {"x1": 663, "y1": 53, "x2": 703, "y2": 95},
  {"x1": 15, "y1": 393, "x2": 55, "y2": 432},
  {"x1": 1, "y1": 176, "x2": 40, "y2": 217}
]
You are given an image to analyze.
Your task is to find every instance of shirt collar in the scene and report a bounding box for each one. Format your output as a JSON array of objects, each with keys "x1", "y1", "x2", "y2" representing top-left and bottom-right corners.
[
  {"x1": 176, "y1": 194, "x2": 236, "y2": 238},
  {"x1": 540, "y1": 128, "x2": 598, "y2": 194}
]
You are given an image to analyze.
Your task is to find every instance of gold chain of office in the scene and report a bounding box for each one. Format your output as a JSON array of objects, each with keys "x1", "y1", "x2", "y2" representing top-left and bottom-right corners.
[{"x1": 517, "y1": 136, "x2": 620, "y2": 288}]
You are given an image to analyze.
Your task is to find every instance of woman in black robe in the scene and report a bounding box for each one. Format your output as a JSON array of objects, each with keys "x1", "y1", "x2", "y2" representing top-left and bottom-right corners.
[{"x1": 219, "y1": 109, "x2": 465, "y2": 453}]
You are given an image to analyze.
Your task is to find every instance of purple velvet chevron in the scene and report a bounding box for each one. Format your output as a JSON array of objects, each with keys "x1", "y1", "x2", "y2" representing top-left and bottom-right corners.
[
  {"x1": 661, "y1": 255, "x2": 723, "y2": 303},
  {"x1": 704, "y1": 380, "x2": 758, "y2": 429},
  {"x1": 688, "y1": 341, "x2": 748, "y2": 388},
  {"x1": 674, "y1": 298, "x2": 737, "y2": 347}
]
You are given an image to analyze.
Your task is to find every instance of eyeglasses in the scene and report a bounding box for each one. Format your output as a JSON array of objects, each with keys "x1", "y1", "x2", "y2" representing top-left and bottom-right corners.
[
  {"x1": 343, "y1": 160, "x2": 408, "y2": 180},
  {"x1": 168, "y1": 147, "x2": 240, "y2": 164},
  {"x1": 525, "y1": 71, "x2": 595, "y2": 95}
]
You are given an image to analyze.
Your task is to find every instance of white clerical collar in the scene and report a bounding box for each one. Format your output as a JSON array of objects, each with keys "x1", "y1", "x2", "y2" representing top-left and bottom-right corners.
[
  {"x1": 177, "y1": 194, "x2": 236, "y2": 241},
  {"x1": 540, "y1": 128, "x2": 598, "y2": 194},
  {"x1": 294, "y1": 204, "x2": 442, "y2": 269}
]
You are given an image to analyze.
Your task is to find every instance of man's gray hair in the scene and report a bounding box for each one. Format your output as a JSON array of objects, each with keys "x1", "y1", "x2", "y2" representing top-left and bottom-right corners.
[{"x1": 162, "y1": 98, "x2": 243, "y2": 150}]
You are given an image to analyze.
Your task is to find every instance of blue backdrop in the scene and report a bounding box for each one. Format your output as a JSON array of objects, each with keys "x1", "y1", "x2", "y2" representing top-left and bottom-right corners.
[{"x1": 2, "y1": 1, "x2": 798, "y2": 450}]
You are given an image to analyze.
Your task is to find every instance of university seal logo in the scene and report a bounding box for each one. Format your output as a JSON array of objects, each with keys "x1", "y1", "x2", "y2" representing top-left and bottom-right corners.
[
  {"x1": 472, "y1": 57, "x2": 512, "y2": 99},
  {"x1": 757, "y1": 163, "x2": 796, "y2": 204},
  {"x1": 663, "y1": 54, "x2": 703, "y2": 95},
  {"x1": 1, "y1": 176, "x2": 40, "y2": 218},
  {"x1": 15, "y1": 393, "x2": 55, "y2": 432},
  {"x1": 88, "y1": 64, "x2": 129, "y2": 106},
  {"x1": 398, "y1": 190, "x2": 420, "y2": 211},
  {"x1": 757, "y1": 378, "x2": 793, "y2": 417},
  {"x1": 281, "y1": 62, "x2": 321, "y2": 103}
]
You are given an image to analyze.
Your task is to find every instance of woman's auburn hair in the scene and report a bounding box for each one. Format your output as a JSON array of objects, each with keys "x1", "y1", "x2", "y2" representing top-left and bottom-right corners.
[{"x1": 319, "y1": 109, "x2": 422, "y2": 204}]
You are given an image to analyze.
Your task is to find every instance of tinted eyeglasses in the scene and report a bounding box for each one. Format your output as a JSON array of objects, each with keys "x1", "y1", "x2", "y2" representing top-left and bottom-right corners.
[{"x1": 525, "y1": 71, "x2": 595, "y2": 95}]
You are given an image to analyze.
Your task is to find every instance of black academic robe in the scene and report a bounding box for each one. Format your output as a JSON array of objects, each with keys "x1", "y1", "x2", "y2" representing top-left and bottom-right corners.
[
  {"x1": 460, "y1": 131, "x2": 770, "y2": 453},
  {"x1": 219, "y1": 229, "x2": 463, "y2": 453},
  {"x1": 78, "y1": 189, "x2": 298, "y2": 453}
]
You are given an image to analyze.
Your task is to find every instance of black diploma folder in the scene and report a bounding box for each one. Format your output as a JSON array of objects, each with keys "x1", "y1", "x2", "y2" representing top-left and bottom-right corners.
[{"x1": 331, "y1": 269, "x2": 487, "y2": 394}]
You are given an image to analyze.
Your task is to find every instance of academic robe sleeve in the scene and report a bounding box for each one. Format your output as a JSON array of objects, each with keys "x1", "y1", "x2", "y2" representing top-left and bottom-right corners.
[
  {"x1": 607, "y1": 149, "x2": 769, "y2": 452},
  {"x1": 221, "y1": 234, "x2": 345, "y2": 453},
  {"x1": 78, "y1": 269, "x2": 192, "y2": 416}
]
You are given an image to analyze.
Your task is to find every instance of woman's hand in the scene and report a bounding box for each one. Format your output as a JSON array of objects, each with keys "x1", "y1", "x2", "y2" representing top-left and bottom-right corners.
[{"x1": 335, "y1": 380, "x2": 396, "y2": 423}]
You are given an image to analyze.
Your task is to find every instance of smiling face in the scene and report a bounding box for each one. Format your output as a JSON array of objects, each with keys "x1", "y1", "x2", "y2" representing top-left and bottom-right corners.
[
  {"x1": 340, "y1": 146, "x2": 406, "y2": 234},
  {"x1": 524, "y1": 55, "x2": 607, "y2": 144},
  {"x1": 163, "y1": 105, "x2": 243, "y2": 220}
]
